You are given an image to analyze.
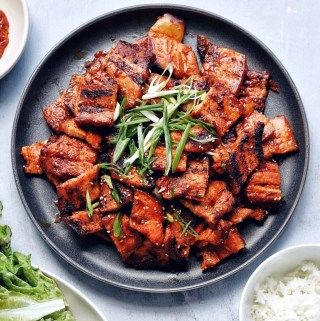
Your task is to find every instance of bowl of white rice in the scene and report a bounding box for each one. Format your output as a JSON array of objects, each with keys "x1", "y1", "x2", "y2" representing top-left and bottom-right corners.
[{"x1": 239, "y1": 244, "x2": 320, "y2": 321}]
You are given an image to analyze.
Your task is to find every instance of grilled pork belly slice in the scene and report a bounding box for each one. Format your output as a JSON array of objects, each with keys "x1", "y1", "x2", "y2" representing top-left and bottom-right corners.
[
  {"x1": 151, "y1": 145, "x2": 187, "y2": 172},
  {"x1": 103, "y1": 214, "x2": 143, "y2": 260},
  {"x1": 57, "y1": 165, "x2": 100, "y2": 214},
  {"x1": 164, "y1": 220, "x2": 197, "y2": 266},
  {"x1": 86, "y1": 40, "x2": 154, "y2": 108},
  {"x1": 149, "y1": 13, "x2": 185, "y2": 42},
  {"x1": 171, "y1": 125, "x2": 217, "y2": 153},
  {"x1": 200, "y1": 227, "x2": 245, "y2": 271},
  {"x1": 148, "y1": 14, "x2": 199, "y2": 78},
  {"x1": 226, "y1": 121, "x2": 264, "y2": 194},
  {"x1": 246, "y1": 161, "x2": 282, "y2": 206},
  {"x1": 100, "y1": 180, "x2": 133, "y2": 213},
  {"x1": 43, "y1": 90, "x2": 102, "y2": 149},
  {"x1": 40, "y1": 135, "x2": 97, "y2": 184},
  {"x1": 197, "y1": 35, "x2": 247, "y2": 95},
  {"x1": 64, "y1": 210, "x2": 103, "y2": 236},
  {"x1": 239, "y1": 70, "x2": 270, "y2": 116},
  {"x1": 263, "y1": 116, "x2": 298, "y2": 159},
  {"x1": 111, "y1": 166, "x2": 153, "y2": 189},
  {"x1": 21, "y1": 141, "x2": 47, "y2": 174},
  {"x1": 130, "y1": 190, "x2": 164, "y2": 245},
  {"x1": 227, "y1": 207, "x2": 267, "y2": 224},
  {"x1": 125, "y1": 240, "x2": 170, "y2": 269},
  {"x1": 191, "y1": 83, "x2": 242, "y2": 137},
  {"x1": 156, "y1": 156, "x2": 209, "y2": 200},
  {"x1": 180, "y1": 180, "x2": 235, "y2": 225}
]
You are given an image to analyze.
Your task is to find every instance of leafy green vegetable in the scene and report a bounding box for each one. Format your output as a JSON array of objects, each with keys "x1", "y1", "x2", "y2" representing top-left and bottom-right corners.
[
  {"x1": 0, "y1": 225, "x2": 75, "y2": 321},
  {"x1": 113, "y1": 214, "x2": 123, "y2": 238}
]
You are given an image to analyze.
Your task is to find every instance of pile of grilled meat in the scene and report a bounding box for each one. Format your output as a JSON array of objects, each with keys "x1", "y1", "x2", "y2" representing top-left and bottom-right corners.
[{"x1": 21, "y1": 13, "x2": 298, "y2": 271}]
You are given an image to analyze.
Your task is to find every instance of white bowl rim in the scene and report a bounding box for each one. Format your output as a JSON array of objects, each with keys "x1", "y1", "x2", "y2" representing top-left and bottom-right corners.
[
  {"x1": 239, "y1": 243, "x2": 320, "y2": 320},
  {"x1": 0, "y1": 0, "x2": 29, "y2": 79},
  {"x1": 42, "y1": 268, "x2": 108, "y2": 321}
]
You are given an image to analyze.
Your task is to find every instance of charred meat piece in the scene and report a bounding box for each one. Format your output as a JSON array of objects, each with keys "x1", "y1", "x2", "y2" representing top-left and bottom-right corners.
[
  {"x1": 200, "y1": 226, "x2": 245, "y2": 271},
  {"x1": 171, "y1": 125, "x2": 217, "y2": 153},
  {"x1": 86, "y1": 40, "x2": 154, "y2": 108},
  {"x1": 59, "y1": 118, "x2": 102, "y2": 150},
  {"x1": 152, "y1": 145, "x2": 187, "y2": 172},
  {"x1": 64, "y1": 210, "x2": 103, "y2": 236},
  {"x1": 111, "y1": 167, "x2": 153, "y2": 189},
  {"x1": 103, "y1": 214, "x2": 143, "y2": 260},
  {"x1": 197, "y1": 35, "x2": 247, "y2": 95},
  {"x1": 164, "y1": 220, "x2": 197, "y2": 266},
  {"x1": 226, "y1": 121, "x2": 264, "y2": 194},
  {"x1": 149, "y1": 36, "x2": 199, "y2": 78},
  {"x1": 156, "y1": 157, "x2": 209, "y2": 201},
  {"x1": 40, "y1": 135, "x2": 97, "y2": 184},
  {"x1": 21, "y1": 141, "x2": 47, "y2": 174},
  {"x1": 43, "y1": 90, "x2": 102, "y2": 149},
  {"x1": 246, "y1": 161, "x2": 282, "y2": 206},
  {"x1": 100, "y1": 178, "x2": 133, "y2": 213},
  {"x1": 149, "y1": 13, "x2": 185, "y2": 42},
  {"x1": 149, "y1": 14, "x2": 199, "y2": 78},
  {"x1": 125, "y1": 240, "x2": 170, "y2": 269},
  {"x1": 65, "y1": 74, "x2": 118, "y2": 127},
  {"x1": 57, "y1": 165, "x2": 100, "y2": 214},
  {"x1": 239, "y1": 70, "x2": 270, "y2": 116},
  {"x1": 263, "y1": 116, "x2": 298, "y2": 159},
  {"x1": 227, "y1": 207, "x2": 267, "y2": 224},
  {"x1": 43, "y1": 92, "x2": 71, "y2": 132},
  {"x1": 130, "y1": 190, "x2": 165, "y2": 245},
  {"x1": 181, "y1": 180, "x2": 235, "y2": 225},
  {"x1": 191, "y1": 83, "x2": 242, "y2": 137},
  {"x1": 197, "y1": 220, "x2": 232, "y2": 248}
]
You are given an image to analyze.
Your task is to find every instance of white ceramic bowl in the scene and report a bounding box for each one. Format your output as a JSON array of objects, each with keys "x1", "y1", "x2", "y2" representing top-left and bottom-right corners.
[
  {"x1": 44, "y1": 270, "x2": 108, "y2": 321},
  {"x1": 0, "y1": 0, "x2": 29, "y2": 79},
  {"x1": 239, "y1": 244, "x2": 320, "y2": 321}
]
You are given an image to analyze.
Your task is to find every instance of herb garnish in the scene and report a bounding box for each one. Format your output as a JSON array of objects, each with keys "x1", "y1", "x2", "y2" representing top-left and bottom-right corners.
[
  {"x1": 166, "y1": 209, "x2": 199, "y2": 237},
  {"x1": 113, "y1": 213, "x2": 123, "y2": 238},
  {"x1": 101, "y1": 174, "x2": 121, "y2": 204},
  {"x1": 86, "y1": 190, "x2": 93, "y2": 218}
]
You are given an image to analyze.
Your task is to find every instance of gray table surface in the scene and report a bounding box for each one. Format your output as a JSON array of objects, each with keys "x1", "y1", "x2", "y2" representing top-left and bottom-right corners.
[{"x1": 1, "y1": 0, "x2": 319, "y2": 320}]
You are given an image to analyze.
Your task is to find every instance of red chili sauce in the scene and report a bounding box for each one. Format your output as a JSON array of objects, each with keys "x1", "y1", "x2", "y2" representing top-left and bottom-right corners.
[{"x1": 0, "y1": 10, "x2": 9, "y2": 59}]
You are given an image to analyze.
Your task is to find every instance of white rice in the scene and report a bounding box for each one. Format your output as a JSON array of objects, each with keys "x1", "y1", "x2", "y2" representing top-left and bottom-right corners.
[{"x1": 251, "y1": 261, "x2": 320, "y2": 321}]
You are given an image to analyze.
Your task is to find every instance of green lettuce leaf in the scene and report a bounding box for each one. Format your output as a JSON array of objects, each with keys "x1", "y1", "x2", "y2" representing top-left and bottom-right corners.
[{"x1": 0, "y1": 225, "x2": 75, "y2": 321}]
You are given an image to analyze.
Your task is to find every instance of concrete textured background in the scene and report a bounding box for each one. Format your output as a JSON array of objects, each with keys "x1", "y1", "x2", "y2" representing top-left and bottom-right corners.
[{"x1": 0, "y1": 1, "x2": 319, "y2": 320}]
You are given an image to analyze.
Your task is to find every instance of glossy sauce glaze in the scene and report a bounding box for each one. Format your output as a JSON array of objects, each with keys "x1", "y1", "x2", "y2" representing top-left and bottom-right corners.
[{"x1": 0, "y1": 10, "x2": 9, "y2": 59}]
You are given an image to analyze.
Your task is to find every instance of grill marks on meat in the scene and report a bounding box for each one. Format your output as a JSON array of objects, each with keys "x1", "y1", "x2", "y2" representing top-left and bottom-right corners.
[
  {"x1": 156, "y1": 157, "x2": 209, "y2": 200},
  {"x1": 226, "y1": 121, "x2": 264, "y2": 194},
  {"x1": 152, "y1": 145, "x2": 187, "y2": 172},
  {"x1": 40, "y1": 135, "x2": 97, "y2": 185},
  {"x1": 57, "y1": 165, "x2": 100, "y2": 213},
  {"x1": 64, "y1": 210, "x2": 103, "y2": 236},
  {"x1": 246, "y1": 161, "x2": 282, "y2": 206},
  {"x1": 171, "y1": 125, "x2": 217, "y2": 153},
  {"x1": 180, "y1": 180, "x2": 235, "y2": 225},
  {"x1": 86, "y1": 40, "x2": 154, "y2": 108},
  {"x1": 43, "y1": 89, "x2": 102, "y2": 149},
  {"x1": 191, "y1": 83, "x2": 242, "y2": 137},
  {"x1": 239, "y1": 70, "x2": 270, "y2": 116},
  {"x1": 200, "y1": 227, "x2": 245, "y2": 271},
  {"x1": 263, "y1": 116, "x2": 298, "y2": 159},
  {"x1": 21, "y1": 141, "x2": 47, "y2": 174},
  {"x1": 103, "y1": 214, "x2": 143, "y2": 260},
  {"x1": 149, "y1": 14, "x2": 199, "y2": 78},
  {"x1": 197, "y1": 35, "x2": 247, "y2": 95},
  {"x1": 130, "y1": 190, "x2": 165, "y2": 245}
]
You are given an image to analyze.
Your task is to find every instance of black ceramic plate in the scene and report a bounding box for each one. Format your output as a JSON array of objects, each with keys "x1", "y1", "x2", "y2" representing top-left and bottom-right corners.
[{"x1": 12, "y1": 5, "x2": 309, "y2": 292}]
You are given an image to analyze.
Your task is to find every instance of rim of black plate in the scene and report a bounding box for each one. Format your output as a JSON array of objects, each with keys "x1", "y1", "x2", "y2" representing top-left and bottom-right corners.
[{"x1": 11, "y1": 4, "x2": 310, "y2": 293}]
